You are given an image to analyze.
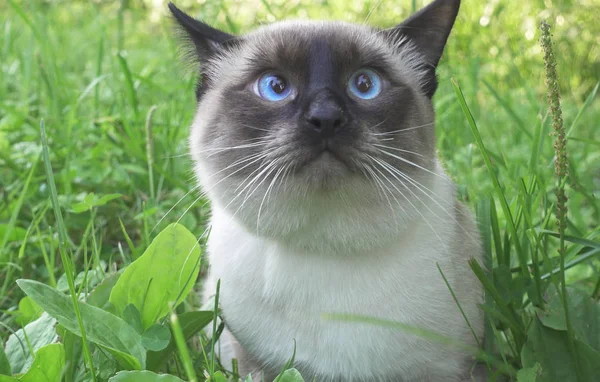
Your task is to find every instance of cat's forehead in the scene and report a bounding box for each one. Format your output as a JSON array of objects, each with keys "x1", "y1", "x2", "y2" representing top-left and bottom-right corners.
[
  {"x1": 244, "y1": 20, "x2": 390, "y2": 62},
  {"x1": 212, "y1": 20, "x2": 425, "y2": 89}
]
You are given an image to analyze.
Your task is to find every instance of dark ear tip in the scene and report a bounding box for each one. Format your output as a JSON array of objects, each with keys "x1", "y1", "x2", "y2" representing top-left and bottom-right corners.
[{"x1": 168, "y1": 2, "x2": 184, "y2": 18}]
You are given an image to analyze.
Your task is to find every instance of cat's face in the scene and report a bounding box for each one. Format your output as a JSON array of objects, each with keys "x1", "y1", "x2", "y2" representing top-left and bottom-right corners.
[{"x1": 171, "y1": 0, "x2": 461, "y2": 251}]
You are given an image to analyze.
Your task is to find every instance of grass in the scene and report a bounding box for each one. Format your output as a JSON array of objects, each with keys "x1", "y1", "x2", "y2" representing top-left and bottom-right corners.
[{"x1": 1, "y1": 0, "x2": 599, "y2": 381}]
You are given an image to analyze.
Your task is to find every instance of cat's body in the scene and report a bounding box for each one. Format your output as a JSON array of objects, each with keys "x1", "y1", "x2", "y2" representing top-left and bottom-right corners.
[
  {"x1": 203, "y1": 165, "x2": 482, "y2": 381},
  {"x1": 170, "y1": 0, "x2": 484, "y2": 380}
]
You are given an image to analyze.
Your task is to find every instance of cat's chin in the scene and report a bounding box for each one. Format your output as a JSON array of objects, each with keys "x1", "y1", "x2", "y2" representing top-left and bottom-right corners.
[{"x1": 294, "y1": 151, "x2": 353, "y2": 189}]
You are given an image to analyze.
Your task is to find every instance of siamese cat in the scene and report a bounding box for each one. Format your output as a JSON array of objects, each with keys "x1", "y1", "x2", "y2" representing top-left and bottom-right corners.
[{"x1": 169, "y1": 0, "x2": 484, "y2": 380}]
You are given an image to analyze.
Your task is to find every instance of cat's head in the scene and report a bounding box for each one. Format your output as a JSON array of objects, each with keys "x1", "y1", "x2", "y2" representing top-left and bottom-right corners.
[{"x1": 170, "y1": 0, "x2": 460, "y2": 252}]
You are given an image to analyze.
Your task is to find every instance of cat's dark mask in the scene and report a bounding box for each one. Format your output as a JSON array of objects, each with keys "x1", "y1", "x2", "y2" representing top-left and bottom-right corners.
[{"x1": 169, "y1": 0, "x2": 461, "y2": 249}]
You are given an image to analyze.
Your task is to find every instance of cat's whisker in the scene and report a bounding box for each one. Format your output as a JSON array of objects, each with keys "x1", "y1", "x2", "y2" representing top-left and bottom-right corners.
[
  {"x1": 202, "y1": 141, "x2": 271, "y2": 157},
  {"x1": 256, "y1": 162, "x2": 287, "y2": 231},
  {"x1": 206, "y1": 151, "x2": 270, "y2": 180},
  {"x1": 368, "y1": 155, "x2": 444, "y2": 244},
  {"x1": 241, "y1": 124, "x2": 270, "y2": 133},
  {"x1": 228, "y1": 159, "x2": 282, "y2": 223},
  {"x1": 363, "y1": 163, "x2": 403, "y2": 226},
  {"x1": 371, "y1": 122, "x2": 435, "y2": 136},
  {"x1": 365, "y1": 119, "x2": 389, "y2": 131},
  {"x1": 163, "y1": 152, "x2": 192, "y2": 159},
  {"x1": 362, "y1": 0, "x2": 384, "y2": 25},
  {"x1": 175, "y1": 191, "x2": 209, "y2": 226},
  {"x1": 372, "y1": 144, "x2": 425, "y2": 157},
  {"x1": 367, "y1": 157, "x2": 412, "y2": 216},
  {"x1": 381, "y1": 165, "x2": 478, "y2": 240},
  {"x1": 152, "y1": 184, "x2": 201, "y2": 233},
  {"x1": 376, "y1": 148, "x2": 449, "y2": 181},
  {"x1": 174, "y1": 150, "x2": 270, "y2": 225}
]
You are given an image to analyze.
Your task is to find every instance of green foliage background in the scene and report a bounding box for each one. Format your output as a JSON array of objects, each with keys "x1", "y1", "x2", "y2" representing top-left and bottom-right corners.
[{"x1": 0, "y1": 0, "x2": 599, "y2": 381}]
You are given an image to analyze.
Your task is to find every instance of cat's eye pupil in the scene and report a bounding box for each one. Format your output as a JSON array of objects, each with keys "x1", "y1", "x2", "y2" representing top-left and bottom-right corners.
[
  {"x1": 355, "y1": 73, "x2": 372, "y2": 93},
  {"x1": 270, "y1": 77, "x2": 286, "y2": 94}
]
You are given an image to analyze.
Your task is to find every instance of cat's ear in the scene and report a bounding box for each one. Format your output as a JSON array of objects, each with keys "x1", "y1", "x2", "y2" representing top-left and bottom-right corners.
[
  {"x1": 387, "y1": 0, "x2": 460, "y2": 68},
  {"x1": 168, "y1": 2, "x2": 235, "y2": 62}
]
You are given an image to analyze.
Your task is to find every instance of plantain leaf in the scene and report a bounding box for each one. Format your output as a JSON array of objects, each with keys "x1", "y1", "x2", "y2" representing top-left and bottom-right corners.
[
  {"x1": 17, "y1": 279, "x2": 145, "y2": 370},
  {"x1": 141, "y1": 324, "x2": 171, "y2": 352},
  {"x1": 108, "y1": 370, "x2": 185, "y2": 381},
  {"x1": 109, "y1": 223, "x2": 202, "y2": 330},
  {"x1": 538, "y1": 286, "x2": 600, "y2": 352},
  {"x1": 276, "y1": 368, "x2": 305, "y2": 382},
  {"x1": 0, "y1": 340, "x2": 10, "y2": 375},
  {"x1": 18, "y1": 343, "x2": 65, "y2": 382},
  {"x1": 521, "y1": 318, "x2": 600, "y2": 382},
  {"x1": 5, "y1": 313, "x2": 57, "y2": 374},
  {"x1": 15, "y1": 296, "x2": 42, "y2": 327},
  {"x1": 146, "y1": 311, "x2": 213, "y2": 371},
  {"x1": 517, "y1": 363, "x2": 541, "y2": 382}
]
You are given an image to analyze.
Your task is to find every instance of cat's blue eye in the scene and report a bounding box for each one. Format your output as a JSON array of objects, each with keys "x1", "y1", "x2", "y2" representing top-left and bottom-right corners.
[
  {"x1": 253, "y1": 73, "x2": 293, "y2": 102},
  {"x1": 348, "y1": 69, "x2": 382, "y2": 100}
]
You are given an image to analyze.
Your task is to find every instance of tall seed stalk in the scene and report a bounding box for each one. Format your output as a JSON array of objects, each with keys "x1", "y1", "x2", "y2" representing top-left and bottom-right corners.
[{"x1": 539, "y1": 20, "x2": 580, "y2": 381}]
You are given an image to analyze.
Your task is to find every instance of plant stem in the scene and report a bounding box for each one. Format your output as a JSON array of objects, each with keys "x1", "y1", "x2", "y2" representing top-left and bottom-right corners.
[
  {"x1": 539, "y1": 20, "x2": 580, "y2": 382},
  {"x1": 40, "y1": 120, "x2": 97, "y2": 381}
]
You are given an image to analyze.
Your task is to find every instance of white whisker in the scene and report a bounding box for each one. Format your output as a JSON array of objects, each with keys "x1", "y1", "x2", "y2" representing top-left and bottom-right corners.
[
  {"x1": 376, "y1": 148, "x2": 449, "y2": 181},
  {"x1": 373, "y1": 144, "x2": 425, "y2": 158},
  {"x1": 372, "y1": 122, "x2": 435, "y2": 136},
  {"x1": 369, "y1": 156, "x2": 444, "y2": 244}
]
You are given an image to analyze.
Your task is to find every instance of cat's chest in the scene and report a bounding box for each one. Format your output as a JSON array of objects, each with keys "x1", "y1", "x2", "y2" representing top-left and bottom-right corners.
[{"x1": 207, "y1": 214, "x2": 464, "y2": 379}]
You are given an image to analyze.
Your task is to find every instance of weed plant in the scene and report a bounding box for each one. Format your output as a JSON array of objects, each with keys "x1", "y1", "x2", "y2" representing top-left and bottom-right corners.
[{"x1": 0, "y1": 0, "x2": 599, "y2": 381}]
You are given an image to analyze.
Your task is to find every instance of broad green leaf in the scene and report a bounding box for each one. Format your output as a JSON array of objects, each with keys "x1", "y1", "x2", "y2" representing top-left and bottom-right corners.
[
  {"x1": 16, "y1": 296, "x2": 42, "y2": 326},
  {"x1": 122, "y1": 304, "x2": 143, "y2": 334},
  {"x1": 92, "y1": 348, "x2": 117, "y2": 380},
  {"x1": 56, "y1": 325, "x2": 82, "y2": 382},
  {"x1": 18, "y1": 343, "x2": 64, "y2": 382},
  {"x1": 209, "y1": 371, "x2": 228, "y2": 382},
  {"x1": 0, "y1": 225, "x2": 27, "y2": 244},
  {"x1": 521, "y1": 318, "x2": 600, "y2": 382},
  {"x1": 5, "y1": 313, "x2": 57, "y2": 374},
  {"x1": 57, "y1": 268, "x2": 103, "y2": 292},
  {"x1": 71, "y1": 193, "x2": 122, "y2": 213},
  {"x1": 0, "y1": 340, "x2": 10, "y2": 375},
  {"x1": 276, "y1": 368, "x2": 305, "y2": 382},
  {"x1": 109, "y1": 223, "x2": 202, "y2": 330},
  {"x1": 517, "y1": 363, "x2": 541, "y2": 382},
  {"x1": 0, "y1": 376, "x2": 17, "y2": 381},
  {"x1": 146, "y1": 311, "x2": 213, "y2": 371},
  {"x1": 17, "y1": 279, "x2": 146, "y2": 370},
  {"x1": 141, "y1": 324, "x2": 171, "y2": 352},
  {"x1": 86, "y1": 271, "x2": 122, "y2": 310},
  {"x1": 538, "y1": 286, "x2": 600, "y2": 351},
  {"x1": 108, "y1": 370, "x2": 185, "y2": 381}
]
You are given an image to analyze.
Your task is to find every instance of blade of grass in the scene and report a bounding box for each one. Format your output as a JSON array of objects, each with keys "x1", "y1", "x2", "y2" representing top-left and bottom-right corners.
[
  {"x1": 323, "y1": 312, "x2": 516, "y2": 377},
  {"x1": 0, "y1": 153, "x2": 40, "y2": 303},
  {"x1": 483, "y1": 80, "x2": 531, "y2": 140},
  {"x1": 170, "y1": 310, "x2": 197, "y2": 382},
  {"x1": 566, "y1": 81, "x2": 599, "y2": 137},
  {"x1": 452, "y1": 79, "x2": 528, "y2": 278},
  {"x1": 116, "y1": 52, "x2": 139, "y2": 120},
  {"x1": 436, "y1": 263, "x2": 483, "y2": 349},
  {"x1": 40, "y1": 120, "x2": 97, "y2": 381},
  {"x1": 145, "y1": 105, "x2": 158, "y2": 202}
]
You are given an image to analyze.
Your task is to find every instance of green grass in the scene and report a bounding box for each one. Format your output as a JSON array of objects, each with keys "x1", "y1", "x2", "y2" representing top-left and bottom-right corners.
[{"x1": 1, "y1": 0, "x2": 599, "y2": 381}]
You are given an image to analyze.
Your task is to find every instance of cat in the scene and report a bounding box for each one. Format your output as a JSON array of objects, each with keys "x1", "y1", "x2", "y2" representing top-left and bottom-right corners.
[{"x1": 169, "y1": 0, "x2": 484, "y2": 380}]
